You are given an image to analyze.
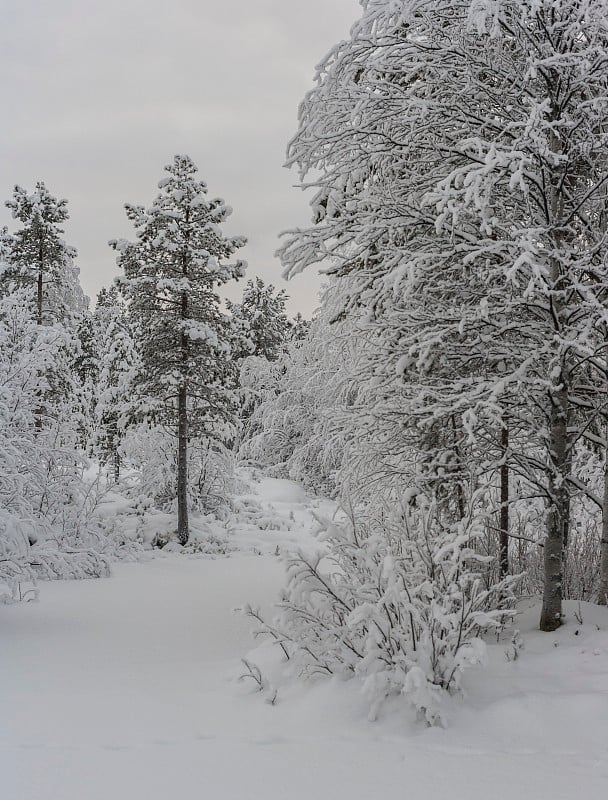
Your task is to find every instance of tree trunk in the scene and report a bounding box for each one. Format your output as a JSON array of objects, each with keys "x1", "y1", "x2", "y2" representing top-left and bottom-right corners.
[
  {"x1": 177, "y1": 235, "x2": 190, "y2": 545},
  {"x1": 598, "y1": 426, "x2": 608, "y2": 605},
  {"x1": 37, "y1": 266, "x2": 43, "y2": 326},
  {"x1": 499, "y1": 419, "x2": 509, "y2": 578},
  {"x1": 540, "y1": 117, "x2": 568, "y2": 632},
  {"x1": 450, "y1": 414, "x2": 466, "y2": 520},
  {"x1": 34, "y1": 264, "x2": 45, "y2": 430},
  {"x1": 177, "y1": 379, "x2": 189, "y2": 545},
  {"x1": 113, "y1": 446, "x2": 120, "y2": 484},
  {"x1": 540, "y1": 381, "x2": 568, "y2": 631}
]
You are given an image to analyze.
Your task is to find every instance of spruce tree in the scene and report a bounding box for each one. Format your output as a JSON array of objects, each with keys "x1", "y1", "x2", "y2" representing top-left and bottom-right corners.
[{"x1": 111, "y1": 155, "x2": 246, "y2": 543}]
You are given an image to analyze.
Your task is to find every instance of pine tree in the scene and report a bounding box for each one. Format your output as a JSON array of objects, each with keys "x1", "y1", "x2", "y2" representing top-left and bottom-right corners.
[
  {"x1": 289, "y1": 312, "x2": 311, "y2": 344},
  {"x1": 3, "y1": 182, "x2": 85, "y2": 325},
  {"x1": 94, "y1": 285, "x2": 125, "y2": 326},
  {"x1": 228, "y1": 277, "x2": 289, "y2": 362},
  {"x1": 111, "y1": 155, "x2": 246, "y2": 543}
]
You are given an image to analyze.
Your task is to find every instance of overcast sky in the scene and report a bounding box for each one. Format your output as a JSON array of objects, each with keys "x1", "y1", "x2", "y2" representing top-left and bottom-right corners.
[{"x1": 0, "y1": 0, "x2": 360, "y2": 316}]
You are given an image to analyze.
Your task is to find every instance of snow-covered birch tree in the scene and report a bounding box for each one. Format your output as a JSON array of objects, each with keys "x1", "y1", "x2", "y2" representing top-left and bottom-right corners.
[{"x1": 279, "y1": 0, "x2": 608, "y2": 632}]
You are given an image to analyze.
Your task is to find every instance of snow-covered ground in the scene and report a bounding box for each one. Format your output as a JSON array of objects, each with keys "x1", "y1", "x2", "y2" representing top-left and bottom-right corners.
[{"x1": 2, "y1": 473, "x2": 608, "y2": 799}]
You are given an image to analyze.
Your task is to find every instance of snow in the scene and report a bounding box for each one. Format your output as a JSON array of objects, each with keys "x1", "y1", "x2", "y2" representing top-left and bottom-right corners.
[{"x1": 2, "y1": 475, "x2": 608, "y2": 799}]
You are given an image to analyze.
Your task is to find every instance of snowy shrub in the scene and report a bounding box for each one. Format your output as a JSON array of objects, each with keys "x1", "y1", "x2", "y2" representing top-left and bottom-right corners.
[
  {"x1": 31, "y1": 541, "x2": 111, "y2": 581},
  {"x1": 0, "y1": 290, "x2": 110, "y2": 585},
  {"x1": 0, "y1": 510, "x2": 38, "y2": 603},
  {"x1": 247, "y1": 493, "x2": 517, "y2": 726},
  {"x1": 25, "y1": 443, "x2": 119, "y2": 577},
  {"x1": 188, "y1": 438, "x2": 235, "y2": 513},
  {"x1": 182, "y1": 525, "x2": 231, "y2": 556},
  {"x1": 512, "y1": 509, "x2": 603, "y2": 602},
  {"x1": 120, "y1": 425, "x2": 176, "y2": 509},
  {"x1": 121, "y1": 424, "x2": 235, "y2": 517}
]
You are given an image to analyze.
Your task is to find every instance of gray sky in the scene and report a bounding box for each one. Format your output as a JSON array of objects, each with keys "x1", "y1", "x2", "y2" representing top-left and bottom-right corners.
[{"x1": 0, "y1": 0, "x2": 360, "y2": 316}]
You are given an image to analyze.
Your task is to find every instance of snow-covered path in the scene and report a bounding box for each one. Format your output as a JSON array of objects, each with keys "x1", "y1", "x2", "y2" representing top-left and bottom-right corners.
[{"x1": 2, "y1": 475, "x2": 608, "y2": 799}]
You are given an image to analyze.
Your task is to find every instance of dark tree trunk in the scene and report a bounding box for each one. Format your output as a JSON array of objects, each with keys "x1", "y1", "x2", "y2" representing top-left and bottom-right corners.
[
  {"x1": 113, "y1": 444, "x2": 120, "y2": 484},
  {"x1": 499, "y1": 419, "x2": 509, "y2": 578},
  {"x1": 37, "y1": 266, "x2": 43, "y2": 326},
  {"x1": 34, "y1": 261, "x2": 44, "y2": 430},
  {"x1": 540, "y1": 381, "x2": 568, "y2": 632},
  {"x1": 540, "y1": 119, "x2": 569, "y2": 632},
  {"x1": 177, "y1": 378, "x2": 189, "y2": 545},
  {"x1": 177, "y1": 231, "x2": 190, "y2": 545},
  {"x1": 598, "y1": 424, "x2": 608, "y2": 605}
]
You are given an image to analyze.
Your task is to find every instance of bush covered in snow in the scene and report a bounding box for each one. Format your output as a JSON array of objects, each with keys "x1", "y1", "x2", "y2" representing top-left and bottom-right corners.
[
  {"x1": 0, "y1": 511, "x2": 38, "y2": 604},
  {"x1": 247, "y1": 492, "x2": 517, "y2": 725},
  {"x1": 120, "y1": 424, "x2": 235, "y2": 516}
]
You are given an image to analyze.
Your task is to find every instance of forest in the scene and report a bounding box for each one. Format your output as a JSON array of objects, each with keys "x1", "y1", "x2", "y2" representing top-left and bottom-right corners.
[{"x1": 2, "y1": 1, "x2": 608, "y2": 798}]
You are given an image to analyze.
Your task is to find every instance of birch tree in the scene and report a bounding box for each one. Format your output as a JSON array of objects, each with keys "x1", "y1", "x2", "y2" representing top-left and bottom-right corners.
[{"x1": 279, "y1": 0, "x2": 608, "y2": 630}]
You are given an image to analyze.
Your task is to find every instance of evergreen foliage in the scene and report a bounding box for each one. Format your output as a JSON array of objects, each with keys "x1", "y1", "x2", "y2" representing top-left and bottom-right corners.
[
  {"x1": 2, "y1": 182, "x2": 85, "y2": 324},
  {"x1": 111, "y1": 154, "x2": 246, "y2": 542},
  {"x1": 228, "y1": 277, "x2": 290, "y2": 362}
]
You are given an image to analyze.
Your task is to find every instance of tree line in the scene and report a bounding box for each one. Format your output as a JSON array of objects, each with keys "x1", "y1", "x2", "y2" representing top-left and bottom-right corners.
[{"x1": 0, "y1": 155, "x2": 295, "y2": 599}]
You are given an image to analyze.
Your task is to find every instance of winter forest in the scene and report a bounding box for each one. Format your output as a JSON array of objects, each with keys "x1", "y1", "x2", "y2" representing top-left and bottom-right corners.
[{"x1": 2, "y1": 1, "x2": 608, "y2": 798}]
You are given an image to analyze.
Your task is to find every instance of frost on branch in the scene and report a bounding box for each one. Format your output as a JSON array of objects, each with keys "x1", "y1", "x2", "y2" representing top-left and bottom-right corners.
[
  {"x1": 278, "y1": 0, "x2": 608, "y2": 632},
  {"x1": 250, "y1": 494, "x2": 517, "y2": 726}
]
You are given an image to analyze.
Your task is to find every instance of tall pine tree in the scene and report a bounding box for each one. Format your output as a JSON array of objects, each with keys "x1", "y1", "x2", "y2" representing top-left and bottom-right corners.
[{"x1": 111, "y1": 155, "x2": 246, "y2": 543}]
